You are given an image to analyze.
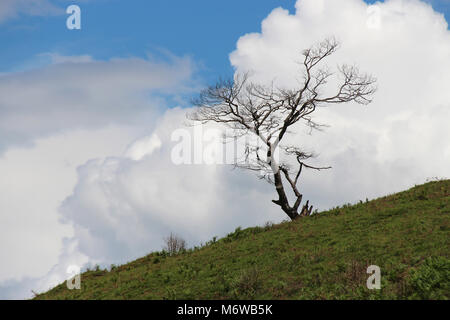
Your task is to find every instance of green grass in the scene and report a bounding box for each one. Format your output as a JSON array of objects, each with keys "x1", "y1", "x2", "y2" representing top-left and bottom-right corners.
[{"x1": 35, "y1": 180, "x2": 449, "y2": 300}]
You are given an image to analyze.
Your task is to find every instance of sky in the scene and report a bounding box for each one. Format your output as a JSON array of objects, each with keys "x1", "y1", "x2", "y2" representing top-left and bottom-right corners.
[
  {"x1": 0, "y1": 0, "x2": 449, "y2": 299},
  {"x1": 0, "y1": 0, "x2": 299, "y2": 81}
]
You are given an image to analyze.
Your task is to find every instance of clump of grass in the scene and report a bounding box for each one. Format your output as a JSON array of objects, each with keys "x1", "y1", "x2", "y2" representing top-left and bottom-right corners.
[
  {"x1": 408, "y1": 256, "x2": 450, "y2": 299},
  {"x1": 230, "y1": 266, "x2": 262, "y2": 299}
]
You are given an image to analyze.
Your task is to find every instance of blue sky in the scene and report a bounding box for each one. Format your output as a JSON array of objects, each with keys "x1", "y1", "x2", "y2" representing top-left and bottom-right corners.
[
  {"x1": 1, "y1": 0, "x2": 298, "y2": 81},
  {"x1": 1, "y1": 0, "x2": 447, "y2": 82}
]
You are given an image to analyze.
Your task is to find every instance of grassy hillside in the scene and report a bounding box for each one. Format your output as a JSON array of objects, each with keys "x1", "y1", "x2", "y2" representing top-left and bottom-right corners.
[{"x1": 35, "y1": 180, "x2": 449, "y2": 300}]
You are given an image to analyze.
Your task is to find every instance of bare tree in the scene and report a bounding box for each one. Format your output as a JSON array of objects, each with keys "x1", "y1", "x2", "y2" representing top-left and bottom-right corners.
[
  {"x1": 188, "y1": 38, "x2": 376, "y2": 221},
  {"x1": 163, "y1": 233, "x2": 187, "y2": 256}
]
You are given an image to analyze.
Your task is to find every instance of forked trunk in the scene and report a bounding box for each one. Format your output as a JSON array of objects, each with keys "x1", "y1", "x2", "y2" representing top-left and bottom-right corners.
[{"x1": 271, "y1": 170, "x2": 313, "y2": 220}]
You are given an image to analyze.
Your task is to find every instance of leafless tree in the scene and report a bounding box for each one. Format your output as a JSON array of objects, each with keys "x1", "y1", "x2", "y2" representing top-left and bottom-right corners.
[
  {"x1": 188, "y1": 38, "x2": 376, "y2": 221},
  {"x1": 163, "y1": 233, "x2": 187, "y2": 256}
]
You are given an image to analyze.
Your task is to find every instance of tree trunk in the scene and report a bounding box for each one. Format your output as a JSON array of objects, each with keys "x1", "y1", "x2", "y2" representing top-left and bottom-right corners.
[
  {"x1": 271, "y1": 169, "x2": 313, "y2": 220},
  {"x1": 271, "y1": 170, "x2": 299, "y2": 220}
]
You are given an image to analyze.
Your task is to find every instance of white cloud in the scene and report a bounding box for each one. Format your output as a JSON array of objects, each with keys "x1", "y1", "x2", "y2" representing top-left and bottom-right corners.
[
  {"x1": 0, "y1": 125, "x2": 141, "y2": 284},
  {"x1": 0, "y1": 53, "x2": 194, "y2": 153},
  {"x1": 0, "y1": 54, "x2": 197, "y2": 298},
  {"x1": 0, "y1": 0, "x2": 62, "y2": 23},
  {"x1": 124, "y1": 134, "x2": 162, "y2": 161},
  {"x1": 58, "y1": 108, "x2": 281, "y2": 266},
  {"x1": 0, "y1": 237, "x2": 88, "y2": 299},
  {"x1": 0, "y1": 108, "x2": 281, "y2": 299}
]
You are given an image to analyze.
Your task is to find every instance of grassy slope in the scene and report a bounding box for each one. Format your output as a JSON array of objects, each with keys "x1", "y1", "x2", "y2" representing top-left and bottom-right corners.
[{"x1": 36, "y1": 180, "x2": 449, "y2": 300}]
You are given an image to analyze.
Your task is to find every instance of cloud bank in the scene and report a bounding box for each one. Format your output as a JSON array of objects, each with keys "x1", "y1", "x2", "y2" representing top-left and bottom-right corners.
[
  {"x1": 0, "y1": 54, "x2": 196, "y2": 298},
  {"x1": 60, "y1": 109, "x2": 281, "y2": 265},
  {"x1": 0, "y1": 53, "x2": 194, "y2": 153}
]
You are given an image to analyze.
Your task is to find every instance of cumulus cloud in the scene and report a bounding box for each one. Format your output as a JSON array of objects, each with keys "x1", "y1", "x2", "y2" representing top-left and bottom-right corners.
[
  {"x1": 124, "y1": 134, "x2": 162, "y2": 161},
  {"x1": 0, "y1": 54, "x2": 196, "y2": 298},
  {"x1": 0, "y1": 108, "x2": 281, "y2": 298},
  {"x1": 59, "y1": 108, "x2": 281, "y2": 266},
  {"x1": 0, "y1": 237, "x2": 88, "y2": 299},
  {"x1": 0, "y1": 125, "x2": 142, "y2": 283}
]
